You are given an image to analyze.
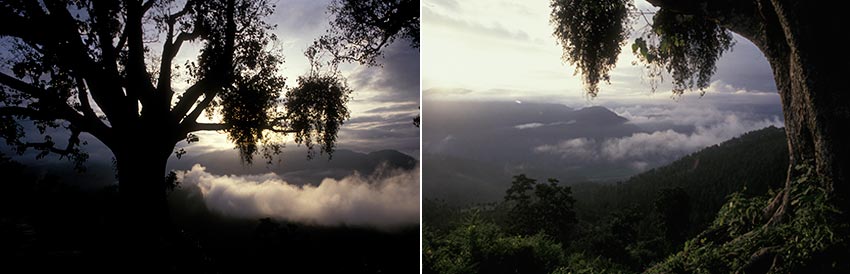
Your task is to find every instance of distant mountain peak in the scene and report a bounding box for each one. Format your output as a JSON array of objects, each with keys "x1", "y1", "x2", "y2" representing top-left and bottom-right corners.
[{"x1": 574, "y1": 106, "x2": 628, "y2": 124}]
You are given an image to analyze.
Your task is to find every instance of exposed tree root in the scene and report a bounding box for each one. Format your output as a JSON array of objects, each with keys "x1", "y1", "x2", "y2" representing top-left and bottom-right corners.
[
  {"x1": 764, "y1": 164, "x2": 794, "y2": 226},
  {"x1": 742, "y1": 245, "x2": 781, "y2": 274}
]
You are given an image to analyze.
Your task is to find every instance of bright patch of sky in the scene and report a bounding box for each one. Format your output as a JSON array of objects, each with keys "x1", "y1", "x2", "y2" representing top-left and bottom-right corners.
[{"x1": 422, "y1": 0, "x2": 778, "y2": 108}]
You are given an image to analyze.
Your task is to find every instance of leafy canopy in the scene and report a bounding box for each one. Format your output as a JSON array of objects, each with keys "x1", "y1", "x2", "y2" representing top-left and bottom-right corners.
[
  {"x1": 312, "y1": 0, "x2": 419, "y2": 67},
  {"x1": 505, "y1": 174, "x2": 578, "y2": 244},
  {"x1": 0, "y1": 0, "x2": 417, "y2": 166},
  {"x1": 550, "y1": 0, "x2": 734, "y2": 96}
]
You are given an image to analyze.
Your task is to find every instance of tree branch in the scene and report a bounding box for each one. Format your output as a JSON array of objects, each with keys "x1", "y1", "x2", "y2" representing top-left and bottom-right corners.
[
  {"x1": 124, "y1": 0, "x2": 155, "y2": 115},
  {"x1": 1, "y1": 72, "x2": 113, "y2": 147},
  {"x1": 190, "y1": 122, "x2": 231, "y2": 132},
  {"x1": 171, "y1": 31, "x2": 200, "y2": 57},
  {"x1": 179, "y1": 122, "x2": 296, "y2": 137},
  {"x1": 34, "y1": 2, "x2": 124, "y2": 125},
  {"x1": 74, "y1": 77, "x2": 99, "y2": 121},
  {"x1": 158, "y1": 0, "x2": 198, "y2": 98},
  {"x1": 0, "y1": 71, "x2": 48, "y2": 98},
  {"x1": 20, "y1": 127, "x2": 82, "y2": 157},
  {"x1": 645, "y1": 0, "x2": 764, "y2": 44},
  {"x1": 168, "y1": 0, "x2": 194, "y2": 22},
  {"x1": 171, "y1": 78, "x2": 215, "y2": 120},
  {"x1": 116, "y1": 1, "x2": 155, "y2": 51},
  {"x1": 181, "y1": 92, "x2": 217, "y2": 125},
  {"x1": 0, "y1": 106, "x2": 55, "y2": 120},
  {"x1": 0, "y1": 5, "x2": 51, "y2": 42},
  {"x1": 142, "y1": 0, "x2": 157, "y2": 14}
]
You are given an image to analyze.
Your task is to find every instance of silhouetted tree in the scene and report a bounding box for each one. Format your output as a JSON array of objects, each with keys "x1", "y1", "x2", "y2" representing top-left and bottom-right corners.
[
  {"x1": 505, "y1": 174, "x2": 577, "y2": 245},
  {"x1": 506, "y1": 174, "x2": 537, "y2": 235},
  {"x1": 0, "y1": 0, "x2": 417, "y2": 238},
  {"x1": 550, "y1": 0, "x2": 850, "y2": 220},
  {"x1": 310, "y1": 0, "x2": 419, "y2": 67},
  {"x1": 653, "y1": 187, "x2": 691, "y2": 246}
]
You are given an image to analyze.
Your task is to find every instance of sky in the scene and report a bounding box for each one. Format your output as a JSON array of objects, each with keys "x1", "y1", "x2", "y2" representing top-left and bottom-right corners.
[
  {"x1": 421, "y1": 0, "x2": 786, "y2": 178},
  {"x1": 0, "y1": 1, "x2": 420, "y2": 228},
  {"x1": 422, "y1": 0, "x2": 779, "y2": 106},
  {"x1": 180, "y1": 0, "x2": 421, "y2": 158},
  {"x1": 1, "y1": 0, "x2": 420, "y2": 160}
]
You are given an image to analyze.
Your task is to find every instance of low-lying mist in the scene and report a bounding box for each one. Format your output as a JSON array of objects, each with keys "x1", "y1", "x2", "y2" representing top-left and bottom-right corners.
[{"x1": 176, "y1": 164, "x2": 420, "y2": 229}]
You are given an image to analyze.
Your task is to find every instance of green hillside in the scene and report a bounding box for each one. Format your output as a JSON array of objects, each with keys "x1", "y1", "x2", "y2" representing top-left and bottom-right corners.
[
  {"x1": 424, "y1": 126, "x2": 800, "y2": 273},
  {"x1": 573, "y1": 125, "x2": 788, "y2": 230}
]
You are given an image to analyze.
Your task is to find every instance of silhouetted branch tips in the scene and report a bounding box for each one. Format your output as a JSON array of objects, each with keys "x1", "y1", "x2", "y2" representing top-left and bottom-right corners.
[
  {"x1": 284, "y1": 69, "x2": 352, "y2": 160},
  {"x1": 0, "y1": 0, "x2": 411, "y2": 178},
  {"x1": 550, "y1": 0, "x2": 632, "y2": 96},
  {"x1": 309, "y1": 0, "x2": 419, "y2": 67},
  {"x1": 550, "y1": 0, "x2": 733, "y2": 97},
  {"x1": 631, "y1": 9, "x2": 734, "y2": 95}
]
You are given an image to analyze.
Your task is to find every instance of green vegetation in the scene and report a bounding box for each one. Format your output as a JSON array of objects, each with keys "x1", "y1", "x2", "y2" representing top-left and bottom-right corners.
[
  {"x1": 648, "y1": 163, "x2": 849, "y2": 273},
  {"x1": 424, "y1": 175, "x2": 577, "y2": 274},
  {"x1": 424, "y1": 127, "x2": 848, "y2": 273}
]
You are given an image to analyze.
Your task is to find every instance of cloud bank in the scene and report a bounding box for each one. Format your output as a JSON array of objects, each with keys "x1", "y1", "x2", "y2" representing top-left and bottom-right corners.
[
  {"x1": 177, "y1": 165, "x2": 419, "y2": 229},
  {"x1": 535, "y1": 110, "x2": 783, "y2": 170}
]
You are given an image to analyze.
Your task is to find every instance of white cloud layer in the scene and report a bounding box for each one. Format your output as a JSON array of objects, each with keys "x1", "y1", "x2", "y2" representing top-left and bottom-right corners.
[
  {"x1": 601, "y1": 114, "x2": 781, "y2": 161},
  {"x1": 177, "y1": 165, "x2": 420, "y2": 229},
  {"x1": 534, "y1": 107, "x2": 784, "y2": 170}
]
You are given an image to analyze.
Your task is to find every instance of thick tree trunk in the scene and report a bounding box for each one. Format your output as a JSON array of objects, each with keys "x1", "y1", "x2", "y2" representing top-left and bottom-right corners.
[
  {"x1": 650, "y1": 0, "x2": 850, "y2": 220},
  {"x1": 110, "y1": 124, "x2": 176, "y2": 266},
  {"x1": 115, "y1": 144, "x2": 171, "y2": 231},
  {"x1": 755, "y1": 0, "x2": 850, "y2": 219}
]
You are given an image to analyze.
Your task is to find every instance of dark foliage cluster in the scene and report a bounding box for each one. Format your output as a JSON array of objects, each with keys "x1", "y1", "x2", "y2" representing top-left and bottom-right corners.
[
  {"x1": 632, "y1": 9, "x2": 734, "y2": 94},
  {"x1": 424, "y1": 175, "x2": 579, "y2": 274},
  {"x1": 550, "y1": 0, "x2": 734, "y2": 96},
  {"x1": 550, "y1": 0, "x2": 631, "y2": 96},
  {"x1": 648, "y1": 163, "x2": 850, "y2": 273},
  {"x1": 1, "y1": 0, "x2": 418, "y2": 171},
  {"x1": 424, "y1": 127, "x2": 802, "y2": 273},
  {"x1": 0, "y1": 155, "x2": 418, "y2": 273},
  {"x1": 284, "y1": 71, "x2": 352, "y2": 159},
  {"x1": 312, "y1": 0, "x2": 419, "y2": 67},
  {"x1": 505, "y1": 175, "x2": 577, "y2": 244}
]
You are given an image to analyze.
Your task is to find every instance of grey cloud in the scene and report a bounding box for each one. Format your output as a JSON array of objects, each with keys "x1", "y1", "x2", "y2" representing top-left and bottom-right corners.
[
  {"x1": 534, "y1": 138, "x2": 597, "y2": 160},
  {"x1": 711, "y1": 36, "x2": 777, "y2": 93},
  {"x1": 601, "y1": 115, "x2": 782, "y2": 161},
  {"x1": 423, "y1": 88, "x2": 475, "y2": 96},
  {"x1": 515, "y1": 120, "x2": 576, "y2": 130},
  {"x1": 345, "y1": 112, "x2": 418, "y2": 127},
  {"x1": 338, "y1": 125, "x2": 419, "y2": 157},
  {"x1": 177, "y1": 164, "x2": 419, "y2": 229},
  {"x1": 422, "y1": 5, "x2": 532, "y2": 43},
  {"x1": 337, "y1": 111, "x2": 419, "y2": 156},
  {"x1": 425, "y1": 0, "x2": 460, "y2": 10},
  {"x1": 364, "y1": 102, "x2": 420, "y2": 114},
  {"x1": 349, "y1": 42, "x2": 420, "y2": 103},
  {"x1": 515, "y1": 123, "x2": 544, "y2": 129},
  {"x1": 609, "y1": 99, "x2": 782, "y2": 131},
  {"x1": 534, "y1": 110, "x2": 784, "y2": 168},
  {"x1": 270, "y1": 0, "x2": 330, "y2": 40}
]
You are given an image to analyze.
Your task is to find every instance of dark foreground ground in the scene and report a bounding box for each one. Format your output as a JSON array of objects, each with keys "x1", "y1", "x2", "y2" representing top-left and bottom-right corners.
[{"x1": 0, "y1": 157, "x2": 418, "y2": 273}]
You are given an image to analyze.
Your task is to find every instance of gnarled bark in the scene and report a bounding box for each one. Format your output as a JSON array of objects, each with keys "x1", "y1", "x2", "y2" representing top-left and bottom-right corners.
[{"x1": 648, "y1": 0, "x2": 850, "y2": 222}]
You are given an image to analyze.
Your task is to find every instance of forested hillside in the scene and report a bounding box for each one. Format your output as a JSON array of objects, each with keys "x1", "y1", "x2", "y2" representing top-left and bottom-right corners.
[
  {"x1": 424, "y1": 126, "x2": 812, "y2": 273},
  {"x1": 573, "y1": 126, "x2": 788, "y2": 231}
]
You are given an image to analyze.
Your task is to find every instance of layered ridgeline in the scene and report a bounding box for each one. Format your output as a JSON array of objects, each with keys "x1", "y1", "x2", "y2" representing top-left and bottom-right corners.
[
  {"x1": 7, "y1": 148, "x2": 416, "y2": 189},
  {"x1": 424, "y1": 126, "x2": 791, "y2": 273},
  {"x1": 573, "y1": 126, "x2": 788, "y2": 230},
  {"x1": 423, "y1": 100, "x2": 783, "y2": 205},
  {"x1": 424, "y1": 101, "x2": 639, "y2": 204}
]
